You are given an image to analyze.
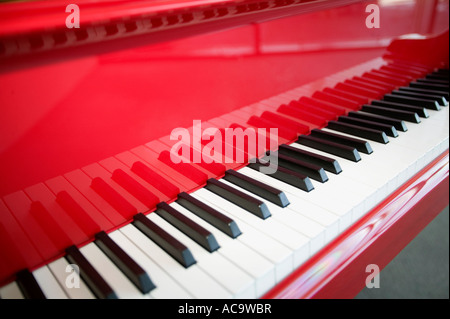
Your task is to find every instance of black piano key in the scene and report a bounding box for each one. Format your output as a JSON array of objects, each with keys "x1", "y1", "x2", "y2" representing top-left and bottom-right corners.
[
  {"x1": 417, "y1": 77, "x2": 449, "y2": 86},
  {"x1": 347, "y1": 111, "x2": 408, "y2": 132},
  {"x1": 94, "y1": 231, "x2": 156, "y2": 294},
  {"x1": 278, "y1": 144, "x2": 342, "y2": 174},
  {"x1": 383, "y1": 94, "x2": 441, "y2": 111},
  {"x1": 65, "y1": 245, "x2": 118, "y2": 299},
  {"x1": 371, "y1": 100, "x2": 429, "y2": 118},
  {"x1": 15, "y1": 269, "x2": 46, "y2": 299},
  {"x1": 176, "y1": 192, "x2": 241, "y2": 238},
  {"x1": 410, "y1": 81, "x2": 448, "y2": 92},
  {"x1": 338, "y1": 116, "x2": 398, "y2": 137},
  {"x1": 326, "y1": 120, "x2": 389, "y2": 145},
  {"x1": 434, "y1": 69, "x2": 449, "y2": 77},
  {"x1": 391, "y1": 90, "x2": 447, "y2": 106},
  {"x1": 310, "y1": 127, "x2": 376, "y2": 152},
  {"x1": 435, "y1": 68, "x2": 449, "y2": 74},
  {"x1": 272, "y1": 152, "x2": 328, "y2": 183},
  {"x1": 155, "y1": 202, "x2": 220, "y2": 252},
  {"x1": 133, "y1": 213, "x2": 196, "y2": 268},
  {"x1": 296, "y1": 134, "x2": 361, "y2": 162},
  {"x1": 248, "y1": 159, "x2": 314, "y2": 192},
  {"x1": 361, "y1": 104, "x2": 421, "y2": 123},
  {"x1": 426, "y1": 73, "x2": 449, "y2": 81},
  {"x1": 398, "y1": 86, "x2": 449, "y2": 100},
  {"x1": 205, "y1": 178, "x2": 271, "y2": 220},
  {"x1": 223, "y1": 169, "x2": 290, "y2": 207}
]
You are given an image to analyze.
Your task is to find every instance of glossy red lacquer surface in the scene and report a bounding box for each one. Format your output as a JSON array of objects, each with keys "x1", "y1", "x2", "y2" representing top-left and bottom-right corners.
[{"x1": 0, "y1": 0, "x2": 449, "y2": 293}]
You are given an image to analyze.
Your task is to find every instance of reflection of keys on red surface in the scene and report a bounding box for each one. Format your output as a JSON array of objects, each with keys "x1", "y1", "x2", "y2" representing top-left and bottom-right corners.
[
  {"x1": 322, "y1": 87, "x2": 369, "y2": 105},
  {"x1": 260, "y1": 111, "x2": 310, "y2": 135},
  {"x1": 338, "y1": 81, "x2": 383, "y2": 99},
  {"x1": 83, "y1": 163, "x2": 148, "y2": 214},
  {"x1": 56, "y1": 191, "x2": 101, "y2": 238},
  {"x1": 158, "y1": 150, "x2": 209, "y2": 185},
  {"x1": 29, "y1": 201, "x2": 73, "y2": 252},
  {"x1": 3, "y1": 191, "x2": 59, "y2": 261},
  {"x1": 111, "y1": 169, "x2": 160, "y2": 210},
  {"x1": 130, "y1": 146, "x2": 199, "y2": 191},
  {"x1": 64, "y1": 169, "x2": 128, "y2": 226},
  {"x1": 45, "y1": 175, "x2": 115, "y2": 230},
  {"x1": 131, "y1": 161, "x2": 180, "y2": 200},
  {"x1": 90, "y1": 177, "x2": 138, "y2": 220},
  {"x1": 0, "y1": 223, "x2": 27, "y2": 279},
  {"x1": 100, "y1": 156, "x2": 168, "y2": 203},
  {"x1": 25, "y1": 183, "x2": 89, "y2": 244},
  {"x1": 312, "y1": 90, "x2": 361, "y2": 111},
  {"x1": 0, "y1": 200, "x2": 42, "y2": 277}
]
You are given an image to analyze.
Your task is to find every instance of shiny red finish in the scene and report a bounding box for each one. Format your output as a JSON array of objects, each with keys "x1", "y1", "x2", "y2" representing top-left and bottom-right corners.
[
  {"x1": 0, "y1": 0, "x2": 449, "y2": 295},
  {"x1": 263, "y1": 151, "x2": 449, "y2": 299}
]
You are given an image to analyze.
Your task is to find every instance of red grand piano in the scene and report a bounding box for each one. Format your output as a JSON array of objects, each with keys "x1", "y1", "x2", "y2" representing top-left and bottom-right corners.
[{"x1": 0, "y1": 0, "x2": 448, "y2": 299}]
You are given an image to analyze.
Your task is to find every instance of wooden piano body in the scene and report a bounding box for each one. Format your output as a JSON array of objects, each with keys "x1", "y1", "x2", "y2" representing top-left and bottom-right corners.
[{"x1": 0, "y1": 0, "x2": 448, "y2": 298}]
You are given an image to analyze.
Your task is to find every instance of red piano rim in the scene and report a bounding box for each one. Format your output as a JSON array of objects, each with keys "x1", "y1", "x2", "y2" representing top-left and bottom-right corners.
[{"x1": 263, "y1": 149, "x2": 449, "y2": 299}]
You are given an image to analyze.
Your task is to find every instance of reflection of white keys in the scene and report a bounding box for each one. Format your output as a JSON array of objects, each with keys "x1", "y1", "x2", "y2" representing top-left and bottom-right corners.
[
  {"x1": 47, "y1": 258, "x2": 96, "y2": 299},
  {"x1": 145, "y1": 212, "x2": 255, "y2": 298},
  {"x1": 79, "y1": 243, "x2": 148, "y2": 299},
  {"x1": 0, "y1": 281, "x2": 24, "y2": 299},
  {"x1": 169, "y1": 201, "x2": 276, "y2": 297},
  {"x1": 32, "y1": 266, "x2": 68, "y2": 299},
  {"x1": 191, "y1": 188, "x2": 297, "y2": 278},
  {"x1": 119, "y1": 223, "x2": 232, "y2": 299},
  {"x1": 108, "y1": 230, "x2": 193, "y2": 299}
]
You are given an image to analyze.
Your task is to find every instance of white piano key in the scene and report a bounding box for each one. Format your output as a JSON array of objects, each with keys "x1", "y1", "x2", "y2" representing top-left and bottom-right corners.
[
  {"x1": 320, "y1": 107, "x2": 449, "y2": 185},
  {"x1": 47, "y1": 258, "x2": 96, "y2": 299},
  {"x1": 79, "y1": 243, "x2": 148, "y2": 299},
  {"x1": 107, "y1": 229, "x2": 193, "y2": 299},
  {"x1": 307, "y1": 165, "x2": 379, "y2": 221},
  {"x1": 169, "y1": 201, "x2": 276, "y2": 297},
  {"x1": 0, "y1": 281, "x2": 24, "y2": 299},
  {"x1": 192, "y1": 188, "x2": 309, "y2": 265},
  {"x1": 237, "y1": 167, "x2": 341, "y2": 240},
  {"x1": 191, "y1": 189, "x2": 294, "y2": 281},
  {"x1": 218, "y1": 179, "x2": 325, "y2": 254},
  {"x1": 145, "y1": 212, "x2": 256, "y2": 298},
  {"x1": 119, "y1": 223, "x2": 232, "y2": 299},
  {"x1": 288, "y1": 136, "x2": 417, "y2": 208},
  {"x1": 287, "y1": 142, "x2": 391, "y2": 195},
  {"x1": 240, "y1": 166, "x2": 354, "y2": 230},
  {"x1": 32, "y1": 266, "x2": 68, "y2": 299}
]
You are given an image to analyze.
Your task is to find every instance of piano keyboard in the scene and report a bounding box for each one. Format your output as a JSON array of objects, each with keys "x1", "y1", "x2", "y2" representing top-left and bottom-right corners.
[{"x1": 0, "y1": 58, "x2": 448, "y2": 299}]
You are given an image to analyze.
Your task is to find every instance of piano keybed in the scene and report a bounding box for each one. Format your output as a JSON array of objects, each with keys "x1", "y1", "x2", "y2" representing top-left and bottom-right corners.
[{"x1": 0, "y1": 57, "x2": 448, "y2": 299}]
